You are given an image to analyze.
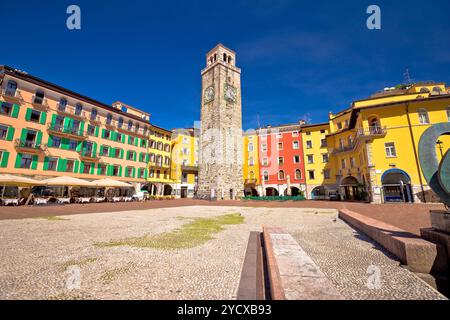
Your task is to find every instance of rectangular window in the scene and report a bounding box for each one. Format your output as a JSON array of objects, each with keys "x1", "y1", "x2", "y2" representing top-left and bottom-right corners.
[
  {"x1": 293, "y1": 141, "x2": 299, "y2": 149},
  {"x1": 263, "y1": 172, "x2": 269, "y2": 181},
  {"x1": 261, "y1": 143, "x2": 267, "y2": 152},
  {"x1": 139, "y1": 169, "x2": 145, "y2": 179},
  {"x1": 292, "y1": 131, "x2": 299, "y2": 137},
  {"x1": 322, "y1": 153, "x2": 329, "y2": 163},
  {"x1": 276, "y1": 133, "x2": 282, "y2": 138},
  {"x1": 115, "y1": 149, "x2": 121, "y2": 158},
  {"x1": 344, "y1": 120, "x2": 349, "y2": 127},
  {"x1": 308, "y1": 170, "x2": 315, "y2": 180},
  {"x1": 350, "y1": 157, "x2": 356, "y2": 168},
  {"x1": 320, "y1": 129, "x2": 326, "y2": 134},
  {"x1": 87, "y1": 125, "x2": 95, "y2": 136},
  {"x1": 0, "y1": 102, "x2": 13, "y2": 116},
  {"x1": 29, "y1": 110, "x2": 41, "y2": 123},
  {"x1": 307, "y1": 155, "x2": 314, "y2": 164},
  {"x1": 66, "y1": 160, "x2": 74, "y2": 172},
  {"x1": 21, "y1": 154, "x2": 33, "y2": 169},
  {"x1": 126, "y1": 167, "x2": 133, "y2": 177},
  {"x1": 447, "y1": 108, "x2": 450, "y2": 121},
  {"x1": 418, "y1": 110, "x2": 430, "y2": 124},
  {"x1": 112, "y1": 165, "x2": 120, "y2": 176},
  {"x1": 47, "y1": 157, "x2": 58, "y2": 171},
  {"x1": 306, "y1": 140, "x2": 312, "y2": 149},
  {"x1": 262, "y1": 157, "x2": 268, "y2": 166},
  {"x1": 277, "y1": 142, "x2": 283, "y2": 150},
  {"x1": 293, "y1": 155, "x2": 300, "y2": 164},
  {"x1": 69, "y1": 140, "x2": 78, "y2": 150},
  {"x1": 0, "y1": 125, "x2": 7, "y2": 140},
  {"x1": 98, "y1": 164, "x2": 106, "y2": 175},
  {"x1": 341, "y1": 159, "x2": 346, "y2": 169},
  {"x1": 101, "y1": 146, "x2": 109, "y2": 156},
  {"x1": 116, "y1": 133, "x2": 123, "y2": 142},
  {"x1": 385, "y1": 142, "x2": 397, "y2": 157},
  {"x1": 323, "y1": 169, "x2": 330, "y2": 179},
  {"x1": 104, "y1": 129, "x2": 111, "y2": 139},
  {"x1": 278, "y1": 157, "x2": 284, "y2": 165},
  {"x1": 320, "y1": 139, "x2": 327, "y2": 148},
  {"x1": 305, "y1": 131, "x2": 311, "y2": 136},
  {"x1": 52, "y1": 137, "x2": 61, "y2": 148},
  {"x1": 82, "y1": 163, "x2": 92, "y2": 174},
  {"x1": 127, "y1": 151, "x2": 134, "y2": 161},
  {"x1": 337, "y1": 122, "x2": 343, "y2": 130}
]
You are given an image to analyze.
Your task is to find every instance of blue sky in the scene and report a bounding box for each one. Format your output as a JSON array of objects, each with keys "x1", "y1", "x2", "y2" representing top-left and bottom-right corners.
[{"x1": 2, "y1": 0, "x2": 450, "y2": 129}]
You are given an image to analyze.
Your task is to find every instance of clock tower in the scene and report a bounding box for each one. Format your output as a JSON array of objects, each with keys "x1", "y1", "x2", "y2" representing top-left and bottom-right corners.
[{"x1": 197, "y1": 44, "x2": 244, "y2": 200}]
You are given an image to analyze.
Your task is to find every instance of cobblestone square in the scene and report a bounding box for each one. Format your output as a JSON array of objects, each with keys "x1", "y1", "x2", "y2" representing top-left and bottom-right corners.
[{"x1": 0, "y1": 206, "x2": 445, "y2": 300}]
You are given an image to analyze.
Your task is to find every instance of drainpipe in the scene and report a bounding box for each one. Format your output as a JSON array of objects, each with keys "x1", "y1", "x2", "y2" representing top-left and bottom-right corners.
[{"x1": 405, "y1": 102, "x2": 426, "y2": 203}]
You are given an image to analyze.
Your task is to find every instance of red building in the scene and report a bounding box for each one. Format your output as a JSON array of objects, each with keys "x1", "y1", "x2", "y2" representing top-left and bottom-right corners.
[{"x1": 257, "y1": 123, "x2": 306, "y2": 196}]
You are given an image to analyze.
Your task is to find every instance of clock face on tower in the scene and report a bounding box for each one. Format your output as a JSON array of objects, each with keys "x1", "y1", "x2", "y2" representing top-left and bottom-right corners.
[
  {"x1": 204, "y1": 86, "x2": 215, "y2": 104},
  {"x1": 224, "y1": 84, "x2": 237, "y2": 103}
]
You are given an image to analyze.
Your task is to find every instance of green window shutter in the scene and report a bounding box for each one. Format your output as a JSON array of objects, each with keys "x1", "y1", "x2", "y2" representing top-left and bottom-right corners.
[
  {"x1": 1, "y1": 151, "x2": 9, "y2": 168},
  {"x1": 125, "y1": 167, "x2": 129, "y2": 178},
  {"x1": 51, "y1": 114, "x2": 57, "y2": 125},
  {"x1": 144, "y1": 169, "x2": 148, "y2": 179},
  {"x1": 57, "y1": 159, "x2": 66, "y2": 172},
  {"x1": 109, "y1": 147, "x2": 114, "y2": 158},
  {"x1": 25, "y1": 108, "x2": 32, "y2": 121},
  {"x1": 97, "y1": 163, "x2": 102, "y2": 175},
  {"x1": 132, "y1": 167, "x2": 136, "y2": 178},
  {"x1": 133, "y1": 152, "x2": 137, "y2": 161},
  {"x1": 74, "y1": 160, "x2": 80, "y2": 173},
  {"x1": 15, "y1": 153, "x2": 23, "y2": 168},
  {"x1": 138, "y1": 168, "x2": 141, "y2": 179},
  {"x1": 48, "y1": 135, "x2": 54, "y2": 148},
  {"x1": 102, "y1": 129, "x2": 106, "y2": 138},
  {"x1": 107, "y1": 165, "x2": 113, "y2": 176},
  {"x1": 80, "y1": 161, "x2": 85, "y2": 173},
  {"x1": 20, "y1": 128, "x2": 28, "y2": 141},
  {"x1": 31, "y1": 155, "x2": 38, "y2": 170},
  {"x1": 111, "y1": 131, "x2": 117, "y2": 141},
  {"x1": 43, "y1": 157, "x2": 49, "y2": 171},
  {"x1": 127, "y1": 135, "x2": 131, "y2": 144},
  {"x1": 90, "y1": 163, "x2": 95, "y2": 175},
  {"x1": 135, "y1": 137, "x2": 139, "y2": 146},
  {"x1": 40, "y1": 112, "x2": 47, "y2": 125},
  {"x1": 145, "y1": 153, "x2": 149, "y2": 162},
  {"x1": 120, "y1": 149, "x2": 124, "y2": 159},
  {"x1": 63, "y1": 117, "x2": 70, "y2": 130},
  {"x1": 76, "y1": 141, "x2": 83, "y2": 152},
  {"x1": 11, "y1": 104, "x2": 20, "y2": 118},
  {"x1": 121, "y1": 134, "x2": 126, "y2": 143},
  {"x1": 35, "y1": 131, "x2": 43, "y2": 146},
  {"x1": 61, "y1": 138, "x2": 70, "y2": 150},
  {"x1": 79, "y1": 121, "x2": 85, "y2": 135},
  {"x1": 118, "y1": 165, "x2": 122, "y2": 177},
  {"x1": 92, "y1": 142, "x2": 97, "y2": 156},
  {"x1": 95, "y1": 126, "x2": 99, "y2": 137},
  {"x1": 6, "y1": 127, "x2": 15, "y2": 141},
  {"x1": 126, "y1": 150, "x2": 130, "y2": 160}
]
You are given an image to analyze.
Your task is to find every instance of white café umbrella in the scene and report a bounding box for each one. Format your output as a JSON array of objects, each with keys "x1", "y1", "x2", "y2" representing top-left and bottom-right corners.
[
  {"x1": 90, "y1": 178, "x2": 132, "y2": 188},
  {"x1": 0, "y1": 174, "x2": 41, "y2": 199},
  {"x1": 41, "y1": 176, "x2": 95, "y2": 187}
]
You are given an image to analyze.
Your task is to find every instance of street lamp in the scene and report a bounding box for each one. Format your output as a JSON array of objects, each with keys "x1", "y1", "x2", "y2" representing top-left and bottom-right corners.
[{"x1": 436, "y1": 140, "x2": 444, "y2": 158}]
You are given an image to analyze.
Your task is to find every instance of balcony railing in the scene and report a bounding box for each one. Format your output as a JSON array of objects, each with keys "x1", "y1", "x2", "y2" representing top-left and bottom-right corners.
[
  {"x1": 47, "y1": 124, "x2": 87, "y2": 139},
  {"x1": 356, "y1": 126, "x2": 387, "y2": 138},
  {"x1": 57, "y1": 105, "x2": 86, "y2": 119},
  {"x1": 181, "y1": 165, "x2": 198, "y2": 172},
  {"x1": 77, "y1": 150, "x2": 99, "y2": 160},
  {"x1": 14, "y1": 139, "x2": 43, "y2": 151},
  {"x1": 31, "y1": 95, "x2": 50, "y2": 110},
  {"x1": 89, "y1": 115, "x2": 101, "y2": 123},
  {"x1": 1, "y1": 88, "x2": 24, "y2": 102}
]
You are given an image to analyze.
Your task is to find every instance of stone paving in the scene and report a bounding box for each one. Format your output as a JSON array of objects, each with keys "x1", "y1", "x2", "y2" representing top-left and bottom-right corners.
[{"x1": 0, "y1": 206, "x2": 445, "y2": 300}]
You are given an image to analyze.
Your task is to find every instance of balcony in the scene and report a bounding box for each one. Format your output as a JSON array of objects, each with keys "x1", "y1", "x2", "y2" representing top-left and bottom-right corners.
[
  {"x1": 331, "y1": 144, "x2": 355, "y2": 155},
  {"x1": 57, "y1": 105, "x2": 86, "y2": 120},
  {"x1": 77, "y1": 150, "x2": 99, "y2": 161},
  {"x1": 356, "y1": 126, "x2": 387, "y2": 139},
  {"x1": 118, "y1": 125, "x2": 149, "y2": 138},
  {"x1": 103, "y1": 119, "x2": 116, "y2": 129},
  {"x1": 47, "y1": 124, "x2": 87, "y2": 140},
  {"x1": 181, "y1": 165, "x2": 198, "y2": 172},
  {"x1": 14, "y1": 139, "x2": 44, "y2": 152},
  {"x1": 88, "y1": 115, "x2": 101, "y2": 124},
  {"x1": 31, "y1": 95, "x2": 50, "y2": 111},
  {"x1": 1, "y1": 89, "x2": 24, "y2": 103}
]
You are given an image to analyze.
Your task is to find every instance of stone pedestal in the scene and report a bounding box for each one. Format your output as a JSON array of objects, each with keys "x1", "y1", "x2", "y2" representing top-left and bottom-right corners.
[{"x1": 430, "y1": 210, "x2": 450, "y2": 233}]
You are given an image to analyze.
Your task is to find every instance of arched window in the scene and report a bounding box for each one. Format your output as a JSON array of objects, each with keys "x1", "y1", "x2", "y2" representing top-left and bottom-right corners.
[
  {"x1": 149, "y1": 153, "x2": 155, "y2": 162},
  {"x1": 432, "y1": 86, "x2": 442, "y2": 93},
  {"x1": 418, "y1": 108, "x2": 430, "y2": 124},
  {"x1": 5, "y1": 80, "x2": 17, "y2": 97},
  {"x1": 58, "y1": 98, "x2": 67, "y2": 111},
  {"x1": 278, "y1": 170, "x2": 285, "y2": 180},
  {"x1": 91, "y1": 108, "x2": 97, "y2": 120},
  {"x1": 263, "y1": 171, "x2": 269, "y2": 181},
  {"x1": 248, "y1": 156, "x2": 254, "y2": 166},
  {"x1": 164, "y1": 144, "x2": 170, "y2": 152},
  {"x1": 420, "y1": 87, "x2": 430, "y2": 93},
  {"x1": 223, "y1": 53, "x2": 227, "y2": 62},
  {"x1": 158, "y1": 142, "x2": 163, "y2": 150},
  {"x1": 143, "y1": 126, "x2": 148, "y2": 135},
  {"x1": 295, "y1": 169, "x2": 302, "y2": 180},
  {"x1": 135, "y1": 123, "x2": 140, "y2": 132},
  {"x1": 75, "y1": 103, "x2": 83, "y2": 116},
  {"x1": 248, "y1": 142, "x2": 253, "y2": 152},
  {"x1": 107, "y1": 113, "x2": 113, "y2": 124},
  {"x1": 118, "y1": 117, "x2": 123, "y2": 128},
  {"x1": 127, "y1": 120, "x2": 133, "y2": 130}
]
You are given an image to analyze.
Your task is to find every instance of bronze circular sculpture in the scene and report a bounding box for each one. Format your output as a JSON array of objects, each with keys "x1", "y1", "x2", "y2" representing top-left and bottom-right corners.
[{"x1": 418, "y1": 122, "x2": 450, "y2": 211}]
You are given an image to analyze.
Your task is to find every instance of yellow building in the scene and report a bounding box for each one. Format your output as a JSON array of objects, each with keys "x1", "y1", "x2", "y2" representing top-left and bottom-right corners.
[
  {"x1": 170, "y1": 128, "x2": 199, "y2": 198},
  {"x1": 301, "y1": 123, "x2": 333, "y2": 199},
  {"x1": 146, "y1": 124, "x2": 173, "y2": 195},
  {"x1": 243, "y1": 130, "x2": 260, "y2": 196},
  {"x1": 325, "y1": 82, "x2": 450, "y2": 203}
]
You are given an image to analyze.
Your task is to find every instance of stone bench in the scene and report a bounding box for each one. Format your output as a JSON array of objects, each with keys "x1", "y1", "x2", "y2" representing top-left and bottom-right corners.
[{"x1": 338, "y1": 209, "x2": 448, "y2": 274}]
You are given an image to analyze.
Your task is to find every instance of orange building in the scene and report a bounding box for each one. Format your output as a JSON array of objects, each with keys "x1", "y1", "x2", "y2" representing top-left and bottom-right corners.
[{"x1": 0, "y1": 65, "x2": 159, "y2": 191}]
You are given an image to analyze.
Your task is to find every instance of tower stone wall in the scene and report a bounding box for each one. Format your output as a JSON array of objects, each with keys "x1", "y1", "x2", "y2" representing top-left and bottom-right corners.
[{"x1": 197, "y1": 44, "x2": 244, "y2": 200}]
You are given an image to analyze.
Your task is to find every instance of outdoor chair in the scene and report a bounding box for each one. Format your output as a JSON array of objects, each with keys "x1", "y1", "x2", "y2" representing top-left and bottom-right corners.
[
  {"x1": 57, "y1": 197, "x2": 71, "y2": 204},
  {"x1": 2, "y1": 198, "x2": 20, "y2": 206},
  {"x1": 34, "y1": 198, "x2": 49, "y2": 205}
]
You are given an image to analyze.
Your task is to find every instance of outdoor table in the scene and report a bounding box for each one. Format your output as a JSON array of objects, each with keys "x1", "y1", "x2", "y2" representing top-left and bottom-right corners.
[
  {"x1": 79, "y1": 197, "x2": 91, "y2": 203},
  {"x1": 35, "y1": 198, "x2": 49, "y2": 205},
  {"x1": 2, "y1": 199, "x2": 19, "y2": 206},
  {"x1": 93, "y1": 197, "x2": 105, "y2": 203},
  {"x1": 57, "y1": 198, "x2": 71, "y2": 204},
  {"x1": 112, "y1": 197, "x2": 122, "y2": 202},
  {"x1": 124, "y1": 197, "x2": 133, "y2": 202}
]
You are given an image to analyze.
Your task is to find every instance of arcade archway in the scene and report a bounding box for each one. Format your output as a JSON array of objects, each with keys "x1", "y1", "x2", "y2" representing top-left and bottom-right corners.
[{"x1": 381, "y1": 169, "x2": 413, "y2": 203}]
